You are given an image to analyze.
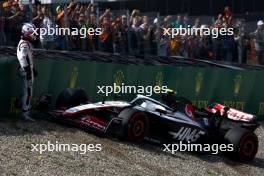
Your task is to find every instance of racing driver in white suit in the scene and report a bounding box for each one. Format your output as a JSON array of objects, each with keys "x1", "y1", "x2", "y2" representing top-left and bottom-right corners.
[{"x1": 17, "y1": 23, "x2": 37, "y2": 122}]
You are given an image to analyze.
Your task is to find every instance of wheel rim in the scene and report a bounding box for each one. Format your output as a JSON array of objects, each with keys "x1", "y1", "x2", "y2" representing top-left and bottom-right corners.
[
  {"x1": 128, "y1": 113, "x2": 148, "y2": 141},
  {"x1": 132, "y1": 120, "x2": 145, "y2": 137},
  {"x1": 241, "y1": 139, "x2": 255, "y2": 156},
  {"x1": 240, "y1": 134, "x2": 256, "y2": 157}
]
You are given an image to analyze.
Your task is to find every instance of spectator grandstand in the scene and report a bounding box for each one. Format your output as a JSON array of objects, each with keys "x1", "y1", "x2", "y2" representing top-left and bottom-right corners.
[{"x1": 0, "y1": 0, "x2": 264, "y2": 65}]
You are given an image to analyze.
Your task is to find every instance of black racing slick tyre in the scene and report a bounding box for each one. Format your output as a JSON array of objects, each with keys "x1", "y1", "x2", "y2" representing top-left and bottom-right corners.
[
  {"x1": 224, "y1": 127, "x2": 258, "y2": 161},
  {"x1": 119, "y1": 108, "x2": 149, "y2": 142},
  {"x1": 56, "y1": 88, "x2": 89, "y2": 109}
]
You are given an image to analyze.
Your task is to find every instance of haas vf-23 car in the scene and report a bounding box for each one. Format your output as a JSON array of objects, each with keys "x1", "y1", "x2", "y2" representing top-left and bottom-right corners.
[{"x1": 36, "y1": 88, "x2": 260, "y2": 161}]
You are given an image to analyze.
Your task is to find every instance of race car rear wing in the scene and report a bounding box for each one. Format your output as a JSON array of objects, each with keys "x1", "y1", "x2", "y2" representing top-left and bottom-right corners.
[{"x1": 206, "y1": 103, "x2": 256, "y2": 122}]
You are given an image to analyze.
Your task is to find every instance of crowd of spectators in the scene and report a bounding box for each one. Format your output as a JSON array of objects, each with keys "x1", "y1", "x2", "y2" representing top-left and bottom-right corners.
[{"x1": 0, "y1": 1, "x2": 264, "y2": 65}]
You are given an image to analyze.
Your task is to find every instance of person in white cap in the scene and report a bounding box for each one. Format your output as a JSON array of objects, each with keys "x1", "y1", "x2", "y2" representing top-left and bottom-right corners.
[{"x1": 253, "y1": 20, "x2": 264, "y2": 65}]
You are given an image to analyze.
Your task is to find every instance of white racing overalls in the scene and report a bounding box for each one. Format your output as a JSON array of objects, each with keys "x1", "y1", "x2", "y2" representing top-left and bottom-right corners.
[{"x1": 17, "y1": 39, "x2": 34, "y2": 113}]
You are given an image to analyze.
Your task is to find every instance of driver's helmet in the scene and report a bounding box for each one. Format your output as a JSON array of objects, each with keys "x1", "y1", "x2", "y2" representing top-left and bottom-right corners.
[
  {"x1": 22, "y1": 23, "x2": 37, "y2": 41},
  {"x1": 162, "y1": 88, "x2": 178, "y2": 108}
]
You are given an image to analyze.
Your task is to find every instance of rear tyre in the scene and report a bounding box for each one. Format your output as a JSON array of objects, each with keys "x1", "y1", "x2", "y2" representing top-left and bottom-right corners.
[
  {"x1": 224, "y1": 127, "x2": 258, "y2": 161},
  {"x1": 56, "y1": 88, "x2": 89, "y2": 109},
  {"x1": 120, "y1": 108, "x2": 149, "y2": 142}
]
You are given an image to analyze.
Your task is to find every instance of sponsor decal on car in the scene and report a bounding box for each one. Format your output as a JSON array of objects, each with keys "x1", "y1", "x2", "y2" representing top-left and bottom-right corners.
[
  {"x1": 81, "y1": 116, "x2": 106, "y2": 131},
  {"x1": 169, "y1": 127, "x2": 205, "y2": 142},
  {"x1": 208, "y1": 104, "x2": 255, "y2": 122}
]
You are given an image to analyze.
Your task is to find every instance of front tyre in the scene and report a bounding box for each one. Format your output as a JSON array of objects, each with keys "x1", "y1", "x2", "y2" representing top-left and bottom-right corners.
[
  {"x1": 224, "y1": 127, "x2": 258, "y2": 161},
  {"x1": 56, "y1": 88, "x2": 89, "y2": 109},
  {"x1": 120, "y1": 108, "x2": 149, "y2": 142}
]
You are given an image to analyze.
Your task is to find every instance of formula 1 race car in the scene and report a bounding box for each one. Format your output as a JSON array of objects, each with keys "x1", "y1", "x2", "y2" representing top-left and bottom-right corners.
[{"x1": 36, "y1": 88, "x2": 259, "y2": 161}]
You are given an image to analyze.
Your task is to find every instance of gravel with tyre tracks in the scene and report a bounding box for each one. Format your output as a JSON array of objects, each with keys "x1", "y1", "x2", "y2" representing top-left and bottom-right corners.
[{"x1": 0, "y1": 118, "x2": 263, "y2": 176}]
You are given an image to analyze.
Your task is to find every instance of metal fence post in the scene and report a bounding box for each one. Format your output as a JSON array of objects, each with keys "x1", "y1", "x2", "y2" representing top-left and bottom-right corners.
[
  {"x1": 0, "y1": 3, "x2": 5, "y2": 46},
  {"x1": 96, "y1": 3, "x2": 101, "y2": 51},
  {"x1": 126, "y1": 10, "x2": 131, "y2": 54},
  {"x1": 157, "y1": 12, "x2": 160, "y2": 56},
  {"x1": 91, "y1": 0, "x2": 94, "y2": 12},
  {"x1": 63, "y1": 4, "x2": 69, "y2": 50},
  {"x1": 28, "y1": 0, "x2": 33, "y2": 21}
]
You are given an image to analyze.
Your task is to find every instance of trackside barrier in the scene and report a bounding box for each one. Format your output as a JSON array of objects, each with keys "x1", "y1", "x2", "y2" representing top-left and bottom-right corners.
[{"x1": 1, "y1": 55, "x2": 264, "y2": 120}]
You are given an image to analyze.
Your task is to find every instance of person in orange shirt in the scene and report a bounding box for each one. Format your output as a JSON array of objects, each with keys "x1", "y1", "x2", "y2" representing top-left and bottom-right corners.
[
  {"x1": 170, "y1": 36, "x2": 181, "y2": 56},
  {"x1": 56, "y1": 2, "x2": 74, "y2": 28},
  {"x1": 55, "y1": 2, "x2": 74, "y2": 50},
  {"x1": 99, "y1": 9, "x2": 113, "y2": 53}
]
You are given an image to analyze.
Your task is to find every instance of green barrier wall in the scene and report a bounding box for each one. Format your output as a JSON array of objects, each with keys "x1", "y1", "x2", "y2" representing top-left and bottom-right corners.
[{"x1": 1, "y1": 57, "x2": 264, "y2": 119}]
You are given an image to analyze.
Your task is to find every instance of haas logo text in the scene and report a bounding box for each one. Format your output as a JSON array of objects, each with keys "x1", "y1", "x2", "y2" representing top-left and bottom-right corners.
[{"x1": 169, "y1": 127, "x2": 205, "y2": 142}]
